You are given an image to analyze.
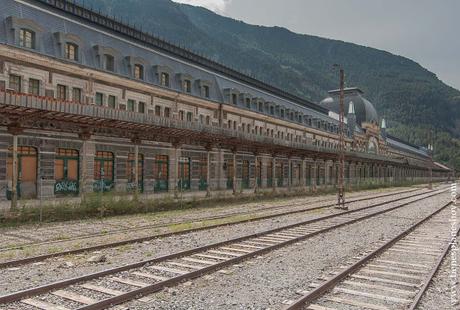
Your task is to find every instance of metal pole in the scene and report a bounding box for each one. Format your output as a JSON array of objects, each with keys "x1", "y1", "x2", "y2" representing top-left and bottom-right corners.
[
  {"x1": 134, "y1": 143, "x2": 139, "y2": 199},
  {"x1": 336, "y1": 67, "x2": 347, "y2": 209},
  {"x1": 206, "y1": 148, "x2": 211, "y2": 197},
  {"x1": 232, "y1": 151, "x2": 237, "y2": 195},
  {"x1": 11, "y1": 134, "x2": 18, "y2": 210},
  {"x1": 272, "y1": 155, "x2": 276, "y2": 192},
  {"x1": 254, "y1": 154, "x2": 258, "y2": 193}
]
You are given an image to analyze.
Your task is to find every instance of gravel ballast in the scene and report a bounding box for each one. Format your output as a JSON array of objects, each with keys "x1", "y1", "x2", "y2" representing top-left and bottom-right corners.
[
  {"x1": 0, "y1": 189, "x2": 443, "y2": 295},
  {"x1": 119, "y1": 192, "x2": 453, "y2": 310}
]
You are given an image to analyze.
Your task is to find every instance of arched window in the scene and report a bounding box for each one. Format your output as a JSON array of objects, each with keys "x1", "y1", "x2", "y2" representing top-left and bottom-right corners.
[
  {"x1": 65, "y1": 43, "x2": 78, "y2": 61},
  {"x1": 19, "y1": 28, "x2": 35, "y2": 49},
  {"x1": 134, "y1": 64, "x2": 144, "y2": 80}
]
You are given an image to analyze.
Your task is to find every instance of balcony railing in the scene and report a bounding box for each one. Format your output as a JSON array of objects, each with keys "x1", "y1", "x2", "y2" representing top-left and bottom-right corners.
[{"x1": 0, "y1": 90, "x2": 406, "y2": 165}]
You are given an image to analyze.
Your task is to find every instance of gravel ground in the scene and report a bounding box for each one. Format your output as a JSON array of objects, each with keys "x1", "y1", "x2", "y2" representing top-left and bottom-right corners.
[
  {"x1": 0, "y1": 187, "x2": 428, "y2": 263},
  {"x1": 416, "y1": 214, "x2": 460, "y2": 310},
  {"x1": 118, "y1": 191, "x2": 453, "y2": 310},
  {"x1": 0, "y1": 189, "x2": 443, "y2": 295},
  {"x1": 0, "y1": 186, "x2": 419, "y2": 250}
]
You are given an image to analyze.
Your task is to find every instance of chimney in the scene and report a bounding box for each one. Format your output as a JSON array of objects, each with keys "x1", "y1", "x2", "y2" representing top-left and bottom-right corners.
[{"x1": 347, "y1": 101, "x2": 356, "y2": 137}]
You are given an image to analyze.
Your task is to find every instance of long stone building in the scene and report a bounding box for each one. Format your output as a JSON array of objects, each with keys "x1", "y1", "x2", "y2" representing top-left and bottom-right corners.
[{"x1": 0, "y1": 0, "x2": 452, "y2": 207}]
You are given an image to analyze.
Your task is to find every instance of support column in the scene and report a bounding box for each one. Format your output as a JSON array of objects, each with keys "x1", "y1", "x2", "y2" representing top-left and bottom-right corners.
[
  {"x1": 301, "y1": 158, "x2": 306, "y2": 189},
  {"x1": 288, "y1": 156, "x2": 292, "y2": 191},
  {"x1": 272, "y1": 155, "x2": 276, "y2": 192},
  {"x1": 134, "y1": 141, "x2": 140, "y2": 199},
  {"x1": 232, "y1": 150, "x2": 237, "y2": 195},
  {"x1": 8, "y1": 126, "x2": 23, "y2": 210},
  {"x1": 254, "y1": 153, "x2": 259, "y2": 193},
  {"x1": 206, "y1": 146, "x2": 212, "y2": 197},
  {"x1": 312, "y1": 159, "x2": 318, "y2": 192},
  {"x1": 11, "y1": 132, "x2": 18, "y2": 210}
]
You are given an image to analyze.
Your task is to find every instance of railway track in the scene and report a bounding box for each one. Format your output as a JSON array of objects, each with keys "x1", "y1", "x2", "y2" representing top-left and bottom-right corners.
[
  {"x1": 283, "y1": 195, "x2": 459, "y2": 310},
  {"x1": 0, "y1": 189, "x2": 449, "y2": 309},
  {"x1": 0, "y1": 187, "x2": 429, "y2": 269},
  {"x1": 0, "y1": 187, "x2": 421, "y2": 254}
]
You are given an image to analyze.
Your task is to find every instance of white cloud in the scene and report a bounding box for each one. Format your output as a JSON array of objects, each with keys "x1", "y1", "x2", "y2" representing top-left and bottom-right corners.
[{"x1": 172, "y1": 0, "x2": 232, "y2": 14}]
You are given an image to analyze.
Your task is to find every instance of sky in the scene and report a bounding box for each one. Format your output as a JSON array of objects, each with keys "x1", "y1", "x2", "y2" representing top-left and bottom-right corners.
[{"x1": 173, "y1": 0, "x2": 460, "y2": 90}]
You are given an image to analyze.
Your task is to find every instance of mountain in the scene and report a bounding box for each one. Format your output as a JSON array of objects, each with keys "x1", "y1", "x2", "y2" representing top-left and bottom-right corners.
[{"x1": 76, "y1": 0, "x2": 460, "y2": 170}]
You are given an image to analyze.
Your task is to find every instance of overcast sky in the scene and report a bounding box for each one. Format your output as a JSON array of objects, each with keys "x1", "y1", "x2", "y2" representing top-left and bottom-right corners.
[{"x1": 173, "y1": 0, "x2": 460, "y2": 90}]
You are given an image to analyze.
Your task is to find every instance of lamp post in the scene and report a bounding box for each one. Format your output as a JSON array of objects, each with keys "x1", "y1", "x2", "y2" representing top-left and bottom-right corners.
[
  {"x1": 428, "y1": 143, "x2": 433, "y2": 190},
  {"x1": 333, "y1": 64, "x2": 347, "y2": 210}
]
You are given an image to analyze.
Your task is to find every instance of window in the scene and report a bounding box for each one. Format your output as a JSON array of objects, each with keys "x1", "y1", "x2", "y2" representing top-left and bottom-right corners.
[
  {"x1": 258, "y1": 102, "x2": 263, "y2": 112},
  {"x1": 127, "y1": 99, "x2": 135, "y2": 112},
  {"x1": 134, "y1": 64, "x2": 144, "y2": 80},
  {"x1": 231, "y1": 94, "x2": 238, "y2": 105},
  {"x1": 95, "y1": 92, "x2": 104, "y2": 106},
  {"x1": 19, "y1": 29, "x2": 35, "y2": 49},
  {"x1": 155, "y1": 105, "x2": 161, "y2": 116},
  {"x1": 203, "y1": 85, "x2": 210, "y2": 98},
  {"x1": 206, "y1": 115, "x2": 210, "y2": 125},
  {"x1": 104, "y1": 54, "x2": 114, "y2": 71},
  {"x1": 138, "y1": 101, "x2": 145, "y2": 113},
  {"x1": 108, "y1": 95, "x2": 116, "y2": 108},
  {"x1": 94, "y1": 152, "x2": 114, "y2": 191},
  {"x1": 270, "y1": 106, "x2": 274, "y2": 115},
  {"x1": 65, "y1": 43, "x2": 78, "y2": 61},
  {"x1": 9, "y1": 75, "x2": 21, "y2": 92},
  {"x1": 164, "y1": 107, "x2": 171, "y2": 118},
  {"x1": 280, "y1": 110, "x2": 285, "y2": 118},
  {"x1": 55, "y1": 148, "x2": 79, "y2": 183},
  {"x1": 186, "y1": 112, "x2": 193, "y2": 122},
  {"x1": 153, "y1": 155, "x2": 169, "y2": 192},
  {"x1": 245, "y1": 98, "x2": 251, "y2": 108},
  {"x1": 28, "y1": 78, "x2": 40, "y2": 95},
  {"x1": 72, "y1": 88, "x2": 82, "y2": 103},
  {"x1": 160, "y1": 72, "x2": 170, "y2": 87},
  {"x1": 183, "y1": 80, "x2": 192, "y2": 93},
  {"x1": 179, "y1": 110, "x2": 184, "y2": 121},
  {"x1": 56, "y1": 84, "x2": 67, "y2": 100}
]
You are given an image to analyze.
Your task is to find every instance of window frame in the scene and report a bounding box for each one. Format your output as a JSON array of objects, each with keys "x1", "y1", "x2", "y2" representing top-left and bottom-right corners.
[{"x1": 19, "y1": 28, "x2": 35, "y2": 49}]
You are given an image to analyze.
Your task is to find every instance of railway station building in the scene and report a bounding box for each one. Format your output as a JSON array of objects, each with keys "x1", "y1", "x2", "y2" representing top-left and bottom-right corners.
[{"x1": 0, "y1": 0, "x2": 453, "y2": 207}]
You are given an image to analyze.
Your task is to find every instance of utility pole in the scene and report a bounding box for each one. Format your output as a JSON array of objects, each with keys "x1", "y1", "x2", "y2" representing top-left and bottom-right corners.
[
  {"x1": 428, "y1": 130, "x2": 433, "y2": 190},
  {"x1": 334, "y1": 64, "x2": 347, "y2": 210}
]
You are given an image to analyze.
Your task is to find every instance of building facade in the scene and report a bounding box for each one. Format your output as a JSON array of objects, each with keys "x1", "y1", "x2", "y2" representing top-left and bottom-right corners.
[{"x1": 0, "y1": 0, "x2": 452, "y2": 206}]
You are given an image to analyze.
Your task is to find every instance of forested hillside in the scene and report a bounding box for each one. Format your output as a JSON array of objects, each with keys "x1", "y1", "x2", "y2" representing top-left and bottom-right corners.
[{"x1": 78, "y1": 0, "x2": 460, "y2": 169}]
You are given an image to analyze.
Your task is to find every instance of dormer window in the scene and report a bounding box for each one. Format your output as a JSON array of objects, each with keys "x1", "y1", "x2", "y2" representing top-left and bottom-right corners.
[
  {"x1": 232, "y1": 94, "x2": 238, "y2": 105},
  {"x1": 183, "y1": 80, "x2": 192, "y2": 93},
  {"x1": 134, "y1": 64, "x2": 144, "y2": 80},
  {"x1": 203, "y1": 85, "x2": 210, "y2": 98},
  {"x1": 65, "y1": 43, "x2": 78, "y2": 61},
  {"x1": 104, "y1": 54, "x2": 115, "y2": 72},
  {"x1": 245, "y1": 98, "x2": 251, "y2": 108},
  {"x1": 258, "y1": 102, "x2": 263, "y2": 112},
  {"x1": 160, "y1": 72, "x2": 170, "y2": 87},
  {"x1": 19, "y1": 28, "x2": 35, "y2": 49}
]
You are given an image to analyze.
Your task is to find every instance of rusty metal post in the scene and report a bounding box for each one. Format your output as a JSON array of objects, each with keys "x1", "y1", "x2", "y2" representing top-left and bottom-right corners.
[
  {"x1": 254, "y1": 153, "x2": 259, "y2": 193},
  {"x1": 232, "y1": 151, "x2": 237, "y2": 195},
  {"x1": 288, "y1": 157, "x2": 292, "y2": 191},
  {"x1": 206, "y1": 146, "x2": 211, "y2": 197},
  {"x1": 134, "y1": 143, "x2": 139, "y2": 200},
  {"x1": 335, "y1": 66, "x2": 347, "y2": 210},
  {"x1": 272, "y1": 155, "x2": 276, "y2": 192},
  {"x1": 11, "y1": 133, "x2": 18, "y2": 210}
]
